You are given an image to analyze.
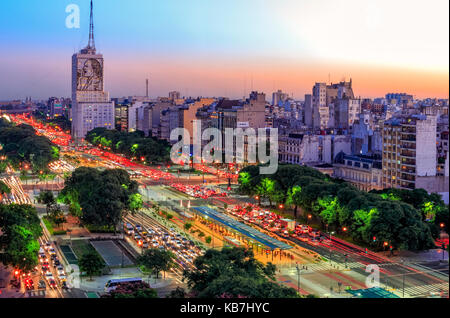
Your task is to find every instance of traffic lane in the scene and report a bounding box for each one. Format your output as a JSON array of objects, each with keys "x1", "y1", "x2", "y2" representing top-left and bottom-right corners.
[{"x1": 124, "y1": 213, "x2": 198, "y2": 273}]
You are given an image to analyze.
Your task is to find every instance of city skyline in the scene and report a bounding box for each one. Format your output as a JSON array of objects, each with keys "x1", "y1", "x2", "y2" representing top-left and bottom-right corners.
[{"x1": 0, "y1": 0, "x2": 449, "y2": 100}]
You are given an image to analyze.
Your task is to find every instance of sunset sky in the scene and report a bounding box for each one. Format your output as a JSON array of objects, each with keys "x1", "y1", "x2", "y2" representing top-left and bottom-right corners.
[{"x1": 0, "y1": 0, "x2": 448, "y2": 100}]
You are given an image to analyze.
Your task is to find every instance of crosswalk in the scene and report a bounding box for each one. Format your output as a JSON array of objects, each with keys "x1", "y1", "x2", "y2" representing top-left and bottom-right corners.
[
  {"x1": 297, "y1": 261, "x2": 364, "y2": 273},
  {"x1": 403, "y1": 282, "x2": 449, "y2": 297},
  {"x1": 27, "y1": 290, "x2": 46, "y2": 298},
  {"x1": 26, "y1": 288, "x2": 75, "y2": 298}
]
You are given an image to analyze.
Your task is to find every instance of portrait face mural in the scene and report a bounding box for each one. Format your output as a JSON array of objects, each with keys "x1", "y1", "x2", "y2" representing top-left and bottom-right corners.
[{"x1": 77, "y1": 58, "x2": 103, "y2": 91}]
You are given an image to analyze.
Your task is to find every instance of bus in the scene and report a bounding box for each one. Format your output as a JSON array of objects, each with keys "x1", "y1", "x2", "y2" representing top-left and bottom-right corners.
[{"x1": 104, "y1": 278, "x2": 143, "y2": 292}]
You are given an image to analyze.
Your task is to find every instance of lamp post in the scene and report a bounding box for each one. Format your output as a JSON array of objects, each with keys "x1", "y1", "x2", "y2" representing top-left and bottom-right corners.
[
  {"x1": 400, "y1": 259, "x2": 405, "y2": 298},
  {"x1": 295, "y1": 263, "x2": 301, "y2": 294}
]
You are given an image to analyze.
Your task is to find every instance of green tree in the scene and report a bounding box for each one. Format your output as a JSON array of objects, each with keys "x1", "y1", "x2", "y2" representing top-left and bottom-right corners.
[
  {"x1": 37, "y1": 190, "x2": 55, "y2": 210},
  {"x1": 256, "y1": 178, "x2": 276, "y2": 206},
  {"x1": 78, "y1": 252, "x2": 104, "y2": 280},
  {"x1": 183, "y1": 247, "x2": 298, "y2": 298},
  {"x1": 0, "y1": 181, "x2": 10, "y2": 194},
  {"x1": 137, "y1": 248, "x2": 175, "y2": 280},
  {"x1": 59, "y1": 167, "x2": 139, "y2": 229},
  {"x1": 0, "y1": 225, "x2": 40, "y2": 272},
  {"x1": 286, "y1": 185, "x2": 302, "y2": 218},
  {"x1": 128, "y1": 193, "x2": 143, "y2": 214}
]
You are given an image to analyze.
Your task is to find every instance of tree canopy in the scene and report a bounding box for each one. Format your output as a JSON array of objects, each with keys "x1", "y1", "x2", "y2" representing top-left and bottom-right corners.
[
  {"x1": 85, "y1": 128, "x2": 171, "y2": 164},
  {"x1": 78, "y1": 252, "x2": 104, "y2": 279},
  {"x1": 59, "y1": 167, "x2": 140, "y2": 229},
  {"x1": 137, "y1": 248, "x2": 175, "y2": 279},
  {"x1": 183, "y1": 247, "x2": 298, "y2": 298},
  {"x1": 238, "y1": 164, "x2": 445, "y2": 251},
  {"x1": 0, "y1": 118, "x2": 59, "y2": 172},
  {"x1": 0, "y1": 204, "x2": 42, "y2": 271}
]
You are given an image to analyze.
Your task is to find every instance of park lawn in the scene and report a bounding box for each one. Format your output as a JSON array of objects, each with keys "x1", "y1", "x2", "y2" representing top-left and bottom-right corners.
[
  {"x1": 42, "y1": 216, "x2": 66, "y2": 236},
  {"x1": 70, "y1": 239, "x2": 99, "y2": 259}
]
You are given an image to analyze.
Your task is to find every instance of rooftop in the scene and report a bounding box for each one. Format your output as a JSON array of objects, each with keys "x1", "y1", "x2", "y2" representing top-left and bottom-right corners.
[{"x1": 192, "y1": 206, "x2": 293, "y2": 250}]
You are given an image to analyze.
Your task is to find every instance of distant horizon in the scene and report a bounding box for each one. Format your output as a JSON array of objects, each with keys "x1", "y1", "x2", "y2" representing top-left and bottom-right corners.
[{"x1": 0, "y1": 0, "x2": 448, "y2": 100}]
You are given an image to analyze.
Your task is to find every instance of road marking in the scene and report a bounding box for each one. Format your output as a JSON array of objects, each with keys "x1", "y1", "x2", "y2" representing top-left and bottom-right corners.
[{"x1": 403, "y1": 282, "x2": 449, "y2": 297}]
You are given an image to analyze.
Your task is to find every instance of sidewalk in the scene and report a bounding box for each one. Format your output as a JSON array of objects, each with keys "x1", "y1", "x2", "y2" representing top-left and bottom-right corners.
[
  {"x1": 0, "y1": 265, "x2": 25, "y2": 298},
  {"x1": 76, "y1": 267, "x2": 176, "y2": 293}
]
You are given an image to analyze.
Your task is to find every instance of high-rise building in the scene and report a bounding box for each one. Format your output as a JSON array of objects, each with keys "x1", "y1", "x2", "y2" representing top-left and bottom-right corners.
[
  {"x1": 71, "y1": 0, "x2": 114, "y2": 140},
  {"x1": 169, "y1": 91, "x2": 181, "y2": 101},
  {"x1": 382, "y1": 115, "x2": 437, "y2": 190},
  {"x1": 272, "y1": 90, "x2": 288, "y2": 106},
  {"x1": 47, "y1": 97, "x2": 63, "y2": 118},
  {"x1": 308, "y1": 80, "x2": 356, "y2": 130}
]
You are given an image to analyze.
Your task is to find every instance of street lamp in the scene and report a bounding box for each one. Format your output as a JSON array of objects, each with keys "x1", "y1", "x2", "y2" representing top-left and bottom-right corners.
[
  {"x1": 295, "y1": 263, "x2": 301, "y2": 294},
  {"x1": 400, "y1": 259, "x2": 406, "y2": 298}
]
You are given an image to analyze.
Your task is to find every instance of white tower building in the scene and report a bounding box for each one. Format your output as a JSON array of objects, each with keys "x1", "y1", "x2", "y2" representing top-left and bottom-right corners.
[{"x1": 71, "y1": 0, "x2": 114, "y2": 140}]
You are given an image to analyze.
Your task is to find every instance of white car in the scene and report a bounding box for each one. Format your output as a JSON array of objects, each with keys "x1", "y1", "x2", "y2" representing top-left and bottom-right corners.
[
  {"x1": 45, "y1": 272, "x2": 54, "y2": 280},
  {"x1": 57, "y1": 267, "x2": 65, "y2": 276},
  {"x1": 49, "y1": 248, "x2": 56, "y2": 255}
]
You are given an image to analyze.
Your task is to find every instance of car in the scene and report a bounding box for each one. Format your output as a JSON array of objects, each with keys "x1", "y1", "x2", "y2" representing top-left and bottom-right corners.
[
  {"x1": 57, "y1": 268, "x2": 65, "y2": 276},
  {"x1": 58, "y1": 274, "x2": 67, "y2": 281},
  {"x1": 24, "y1": 278, "x2": 34, "y2": 290},
  {"x1": 45, "y1": 272, "x2": 54, "y2": 280},
  {"x1": 39, "y1": 254, "x2": 48, "y2": 263},
  {"x1": 61, "y1": 281, "x2": 69, "y2": 290},
  {"x1": 53, "y1": 259, "x2": 61, "y2": 267},
  {"x1": 38, "y1": 280, "x2": 46, "y2": 290},
  {"x1": 49, "y1": 248, "x2": 56, "y2": 255},
  {"x1": 45, "y1": 242, "x2": 52, "y2": 250},
  {"x1": 48, "y1": 279, "x2": 57, "y2": 288}
]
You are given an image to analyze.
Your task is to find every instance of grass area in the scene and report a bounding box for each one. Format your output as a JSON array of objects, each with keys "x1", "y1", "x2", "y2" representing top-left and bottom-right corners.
[
  {"x1": 42, "y1": 216, "x2": 66, "y2": 235},
  {"x1": 69, "y1": 240, "x2": 110, "y2": 276},
  {"x1": 70, "y1": 239, "x2": 99, "y2": 259}
]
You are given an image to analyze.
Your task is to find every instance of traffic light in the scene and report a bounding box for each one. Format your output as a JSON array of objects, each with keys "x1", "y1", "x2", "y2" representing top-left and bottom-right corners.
[{"x1": 373, "y1": 236, "x2": 377, "y2": 242}]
